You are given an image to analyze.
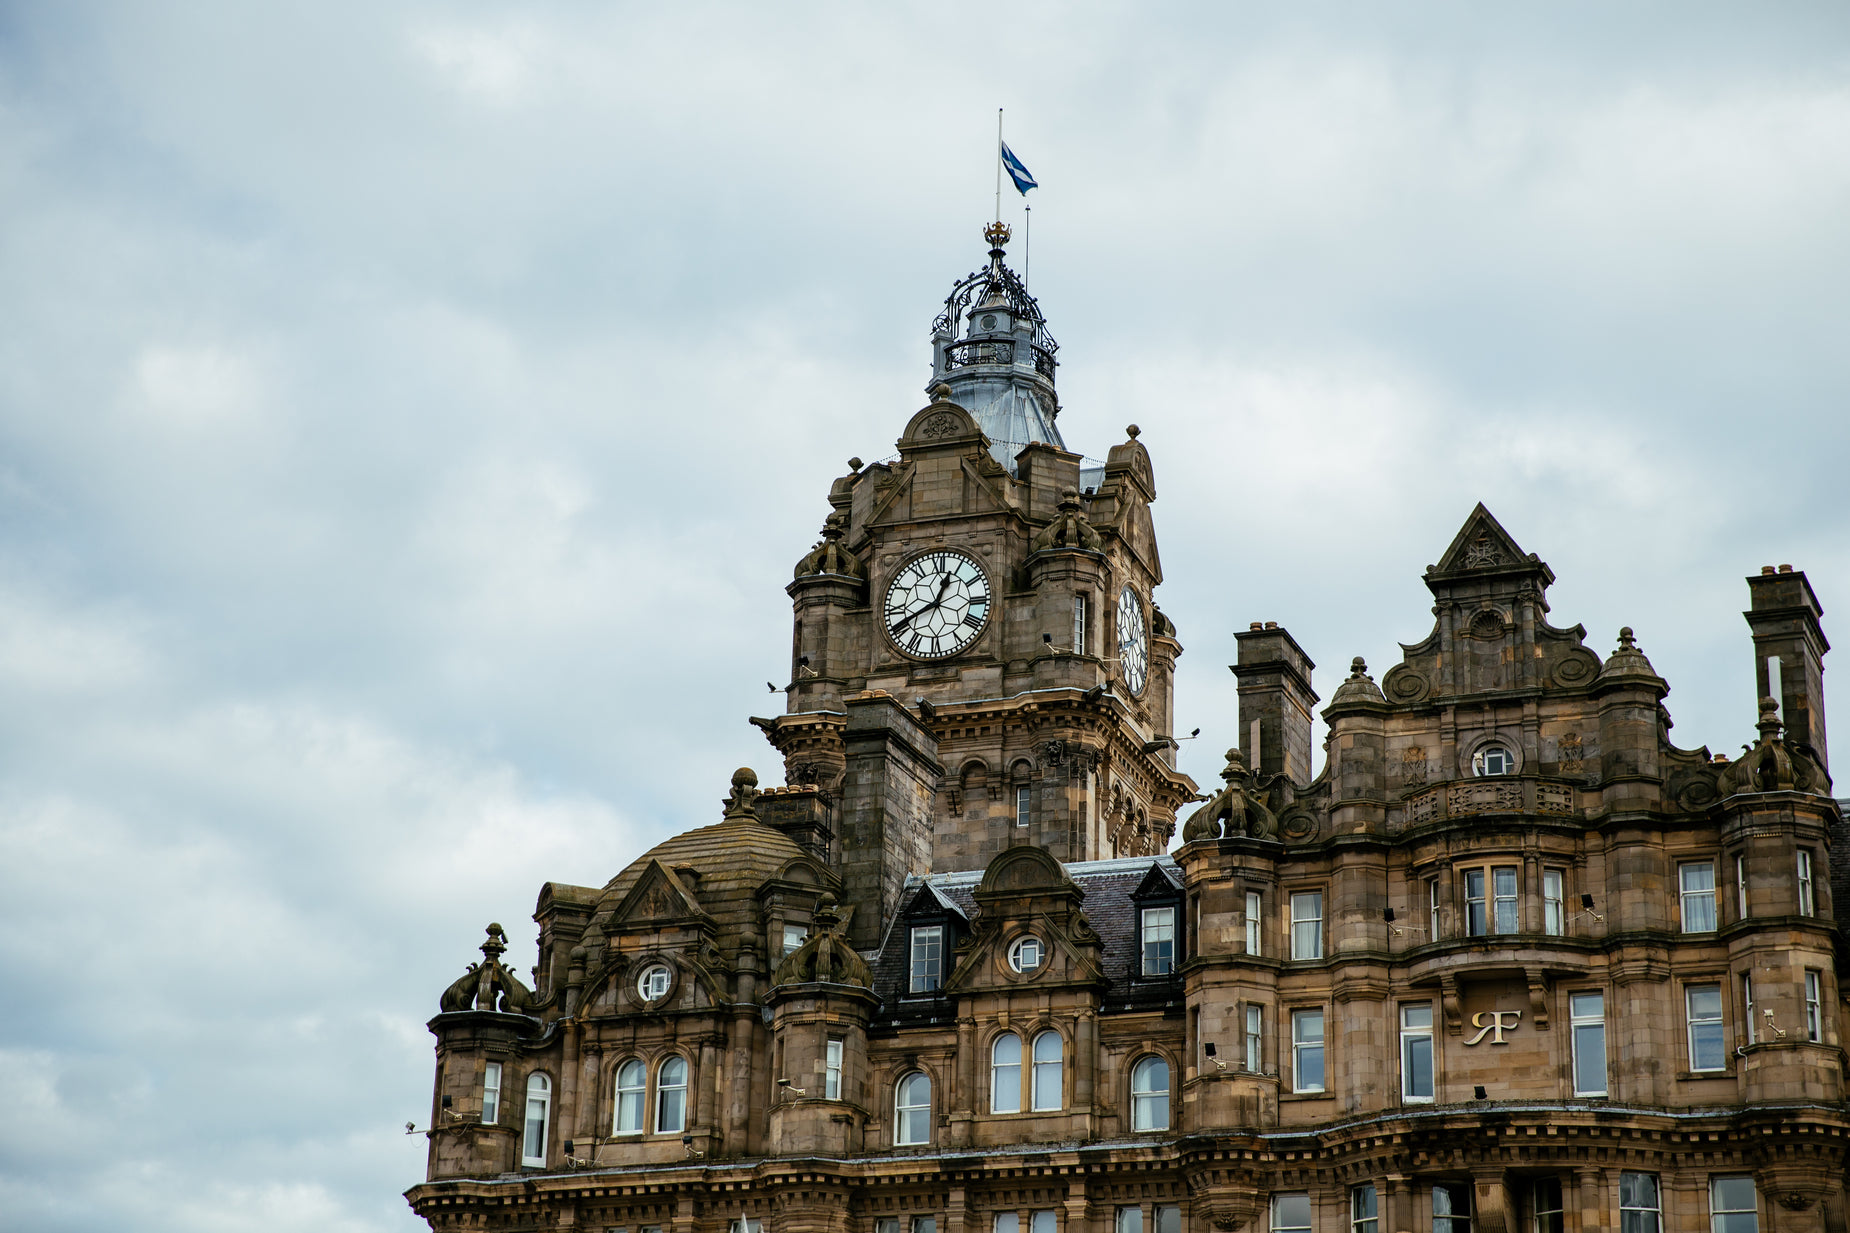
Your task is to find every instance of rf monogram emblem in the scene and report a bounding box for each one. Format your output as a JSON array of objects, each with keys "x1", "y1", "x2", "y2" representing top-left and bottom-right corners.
[{"x1": 1464, "y1": 1011, "x2": 1522, "y2": 1046}]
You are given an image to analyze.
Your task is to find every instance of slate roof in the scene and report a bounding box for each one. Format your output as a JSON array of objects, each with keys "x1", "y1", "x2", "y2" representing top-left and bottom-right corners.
[{"x1": 867, "y1": 856, "x2": 1185, "y2": 1032}]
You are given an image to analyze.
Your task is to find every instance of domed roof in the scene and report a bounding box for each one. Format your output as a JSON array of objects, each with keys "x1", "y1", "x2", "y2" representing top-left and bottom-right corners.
[{"x1": 597, "y1": 769, "x2": 832, "y2": 915}]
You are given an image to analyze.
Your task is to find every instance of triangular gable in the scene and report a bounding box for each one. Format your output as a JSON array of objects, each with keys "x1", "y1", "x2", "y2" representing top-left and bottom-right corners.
[
  {"x1": 1434, "y1": 503, "x2": 1532, "y2": 574},
  {"x1": 1128, "y1": 861, "x2": 1182, "y2": 902},
  {"x1": 608, "y1": 859, "x2": 712, "y2": 928},
  {"x1": 862, "y1": 461, "x2": 916, "y2": 528},
  {"x1": 957, "y1": 454, "x2": 1012, "y2": 514},
  {"x1": 900, "y1": 881, "x2": 970, "y2": 925}
]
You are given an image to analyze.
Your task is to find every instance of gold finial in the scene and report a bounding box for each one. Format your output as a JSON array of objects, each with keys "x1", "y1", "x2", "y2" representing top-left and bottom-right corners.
[{"x1": 984, "y1": 221, "x2": 1012, "y2": 249}]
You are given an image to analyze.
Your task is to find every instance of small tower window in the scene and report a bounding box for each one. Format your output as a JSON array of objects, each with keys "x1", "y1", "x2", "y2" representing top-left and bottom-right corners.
[
  {"x1": 1073, "y1": 594, "x2": 1089, "y2": 655},
  {"x1": 1474, "y1": 744, "x2": 1515, "y2": 776},
  {"x1": 1009, "y1": 936, "x2": 1043, "y2": 972},
  {"x1": 1016, "y1": 785, "x2": 1031, "y2": 828},
  {"x1": 481, "y1": 1061, "x2": 501, "y2": 1125}
]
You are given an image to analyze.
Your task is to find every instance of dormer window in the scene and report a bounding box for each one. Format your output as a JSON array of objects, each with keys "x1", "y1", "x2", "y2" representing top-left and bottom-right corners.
[
  {"x1": 1141, "y1": 907, "x2": 1175, "y2": 975},
  {"x1": 910, "y1": 925, "x2": 944, "y2": 992},
  {"x1": 1009, "y1": 936, "x2": 1043, "y2": 972},
  {"x1": 1474, "y1": 744, "x2": 1515, "y2": 776},
  {"x1": 782, "y1": 924, "x2": 808, "y2": 956}
]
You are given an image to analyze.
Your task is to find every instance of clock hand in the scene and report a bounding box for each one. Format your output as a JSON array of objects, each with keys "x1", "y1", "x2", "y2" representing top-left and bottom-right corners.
[{"x1": 891, "y1": 575, "x2": 956, "y2": 634}]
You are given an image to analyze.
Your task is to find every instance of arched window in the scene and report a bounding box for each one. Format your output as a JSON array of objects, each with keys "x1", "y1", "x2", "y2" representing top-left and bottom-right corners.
[
  {"x1": 1031, "y1": 1030, "x2": 1063, "y2": 1111},
  {"x1": 521, "y1": 1073, "x2": 550, "y2": 1166},
  {"x1": 895, "y1": 1071, "x2": 932, "y2": 1145},
  {"x1": 991, "y1": 1032, "x2": 1022, "y2": 1113},
  {"x1": 1131, "y1": 1055, "x2": 1170, "y2": 1131},
  {"x1": 655, "y1": 1056, "x2": 688, "y2": 1134},
  {"x1": 613, "y1": 1058, "x2": 645, "y2": 1134}
]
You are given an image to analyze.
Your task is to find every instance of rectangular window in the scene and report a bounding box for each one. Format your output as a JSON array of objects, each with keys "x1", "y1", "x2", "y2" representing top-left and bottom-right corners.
[
  {"x1": 1533, "y1": 1179, "x2": 1564, "y2": 1233},
  {"x1": 1620, "y1": 1172, "x2": 1661, "y2": 1233},
  {"x1": 825, "y1": 1038, "x2": 843, "y2": 1100},
  {"x1": 1681, "y1": 861, "x2": 1717, "y2": 932},
  {"x1": 1570, "y1": 991, "x2": 1607, "y2": 1096},
  {"x1": 1351, "y1": 1184, "x2": 1378, "y2": 1233},
  {"x1": 1798, "y1": 849, "x2": 1815, "y2": 916},
  {"x1": 914, "y1": 1219, "x2": 937, "y2": 1233},
  {"x1": 731, "y1": 1222, "x2": 763, "y2": 1233},
  {"x1": 1429, "y1": 878, "x2": 1441, "y2": 938},
  {"x1": 1687, "y1": 984, "x2": 1725, "y2": 1072},
  {"x1": 1400, "y1": 1003, "x2": 1434, "y2": 1101},
  {"x1": 1245, "y1": 1003, "x2": 1263, "y2": 1071},
  {"x1": 783, "y1": 924, "x2": 808, "y2": 956},
  {"x1": 1543, "y1": 869, "x2": 1564, "y2": 936},
  {"x1": 1115, "y1": 1209, "x2": 1142, "y2": 1233},
  {"x1": 1155, "y1": 1207, "x2": 1180, "y2": 1233},
  {"x1": 909, "y1": 925, "x2": 943, "y2": 993},
  {"x1": 1073, "y1": 595, "x2": 1088, "y2": 655},
  {"x1": 1290, "y1": 891, "x2": 1323, "y2": 960},
  {"x1": 482, "y1": 1061, "x2": 501, "y2": 1125},
  {"x1": 1432, "y1": 1183, "x2": 1472, "y2": 1232},
  {"x1": 1016, "y1": 785, "x2": 1031, "y2": 828},
  {"x1": 1245, "y1": 891, "x2": 1263, "y2": 955},
  {"x1": 995, "y1": 1216, "x2": 1019, "y2": 1233},
  {"x1": 1291, "y1": 1009, "x2": 1325, "y2": 1093},
  {"x1": 1142, "y1": 907, "x2": 1176, "y2": 975},
  {"x1": 1032, "y1": 1213, "x2": 1058, "y2": 1233},
  {"x1": 1806, "y1": 970, "x2": 1823, "y2": 1042},
  {"x1": 1710, "y1": 1176, "x2": 1759, "y2": 1233},
  {"x1": 877, "y1": 1222, "x2": 901, "y2": 1233},
  {"x1": 1270, "y1": 1194, "x2": 1311, "y2": 1233},
  {"x1": 1742, "y1": 974, "x2": 1756, "y2": 1045},
  {"x1": 1737, "y1": 854, "x2": 1749, "y2": 920},
  {"x1": 1465, "y1": 869, "x2": 1488, "y2": 936},
  {"x1": 1493, "y1": 866, "x2": 1519, "y2": 933}
]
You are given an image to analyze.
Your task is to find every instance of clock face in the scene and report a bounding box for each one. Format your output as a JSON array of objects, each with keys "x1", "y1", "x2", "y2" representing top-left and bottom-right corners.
[
  {"x1": 884, "y1": 549, "x2": 991, "y2": 660},
  {"x1": 1117, "y1": 585, "x2": 1149, "y2": 695}
]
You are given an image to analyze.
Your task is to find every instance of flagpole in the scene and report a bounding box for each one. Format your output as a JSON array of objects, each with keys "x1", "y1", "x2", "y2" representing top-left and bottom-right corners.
[
  {"x1": 1024, "y1": 204, "x2": 1031, "y2": 281},
  {"x1": 995, "y1": 108, "x2": 1003, "y2": 225}
]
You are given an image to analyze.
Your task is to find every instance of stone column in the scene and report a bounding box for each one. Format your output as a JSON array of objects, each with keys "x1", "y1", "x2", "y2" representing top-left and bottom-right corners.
[
  {"x1": 1075, "y1": 1010, "x2": 1097, "y2": 1112},
  {"x1": 1573, "y1": 1167, "x2": 1604, "y2": 1232}
]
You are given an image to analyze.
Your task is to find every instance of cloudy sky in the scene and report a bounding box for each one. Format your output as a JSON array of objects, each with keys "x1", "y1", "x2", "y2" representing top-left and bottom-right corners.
[{"x1": 3, "y1": 3, "x2": 1847, "y2": 1229}]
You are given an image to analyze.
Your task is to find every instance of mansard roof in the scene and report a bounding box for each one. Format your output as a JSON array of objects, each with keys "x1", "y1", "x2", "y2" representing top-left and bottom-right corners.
[{"x1": 868, "y1": 855, "x2": 1182, "y2": 1024}]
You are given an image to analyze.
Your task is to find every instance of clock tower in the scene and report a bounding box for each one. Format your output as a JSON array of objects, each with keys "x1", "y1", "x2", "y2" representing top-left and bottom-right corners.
[{"x1": 754, "y1": 224, "x2": 1196, "y2": 947}]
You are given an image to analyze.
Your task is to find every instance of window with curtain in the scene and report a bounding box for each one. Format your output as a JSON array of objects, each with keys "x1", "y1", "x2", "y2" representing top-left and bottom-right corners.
[
  {"x1": 1130, "y1": 1055, "x2": 1169, "y2": 1131},
  {"x1": 655, "y1": 1056, "x2": 688, "y2": 1133},
  {"x1": 1687, "y1": 985, "x2": 1725, "y2": 1072},
  {"x1": 1290, "y1": 892, "x2": 1323, "y2": 960},
  {"x1": 1031, "y1": 1030, "x2": 1063, "y2": 1111},
  {"x1": 991, "y1": 1032, "x2": 1022, "y2": 1113},
  {"x1": 1681, "y1": 861, "x2": 1717, "y2": 932},
  {"x1": 1709, "y1": 1177, "x2": 1759, "y2": 1233},
  {"x1": 1432, "y1": 1182, "x2": 1472, "y2": 1232},
  {"x1": 1351, "y1": 1184, "x2": 1378, "y2": 1233},
  {"x1": 614, "y1": 1058, "x2": 645, "y2": 1133},
  {"x1": 521, "y1": 1073, "x2": 550, "y2": 1166},
  {"x1": 895, "y1": 1071, "x2": 931, "y2": 1145},
  {"x1": 1270, "y1": 1194, "x2": 1311, "y2": 1233}
]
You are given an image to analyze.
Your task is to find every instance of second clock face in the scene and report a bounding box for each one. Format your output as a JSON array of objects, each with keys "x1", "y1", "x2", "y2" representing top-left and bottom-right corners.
[
  {"x1": 885, "y1": 550, "x2": 991, "y2": 659},
  {"x1": 1117, "y1": 585, "x2": 1149, "y2": 695}
]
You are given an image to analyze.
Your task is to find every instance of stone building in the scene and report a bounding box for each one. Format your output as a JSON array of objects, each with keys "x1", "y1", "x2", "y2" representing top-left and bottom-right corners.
[{"x1": 406, "y1": 226, "x2": 1844, "y2": 1233}]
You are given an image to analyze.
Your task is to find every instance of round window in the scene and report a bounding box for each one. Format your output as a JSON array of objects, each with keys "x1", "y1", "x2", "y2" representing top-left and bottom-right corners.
[
  {"x1": 1008, "y1": 936, "x2": 1043, "y2": 973},
  {"x1": 1473, "y1": 744, "x2": 1515, "y2": 777},
  {"x1": 981, "y1": 314, "x2": 997, "y2": 330},
  {"x1": 637, "y1": 963, "x2": 672, "y2": 1000}
]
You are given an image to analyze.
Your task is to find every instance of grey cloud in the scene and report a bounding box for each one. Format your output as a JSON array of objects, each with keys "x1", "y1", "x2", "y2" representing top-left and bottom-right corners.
[{"x1": 3, "y1": 2, "x2": 1847, "y2": 1229}]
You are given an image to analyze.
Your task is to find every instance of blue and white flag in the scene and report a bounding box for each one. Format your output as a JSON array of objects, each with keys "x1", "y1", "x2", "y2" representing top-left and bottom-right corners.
[{"x1": 1000, "y1": 142, "x2": 1037, "y2": 195}]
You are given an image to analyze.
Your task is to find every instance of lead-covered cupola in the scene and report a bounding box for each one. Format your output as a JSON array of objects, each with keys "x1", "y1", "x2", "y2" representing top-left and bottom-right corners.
[{"x1": 929, "y1": 221, "x2": 1063, "y2": 473}]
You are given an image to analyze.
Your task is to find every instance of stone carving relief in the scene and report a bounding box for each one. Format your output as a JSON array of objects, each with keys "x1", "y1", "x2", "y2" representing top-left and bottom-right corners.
[
  {"x1": 1463, "y1": 533, "x2": 1504, "y2": 568},
  {"x1": 1401, "y1": 746, "x2": 1427, "y2": 786},
  {"x1": 919, "y1": 412, "x2": 961, "y2": 438}
]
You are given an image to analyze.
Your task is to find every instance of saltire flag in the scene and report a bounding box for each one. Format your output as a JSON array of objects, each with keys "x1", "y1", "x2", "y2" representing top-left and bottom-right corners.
[{"x1": 1000, "y1": 142, "x2": 1038, "y2": 195}]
